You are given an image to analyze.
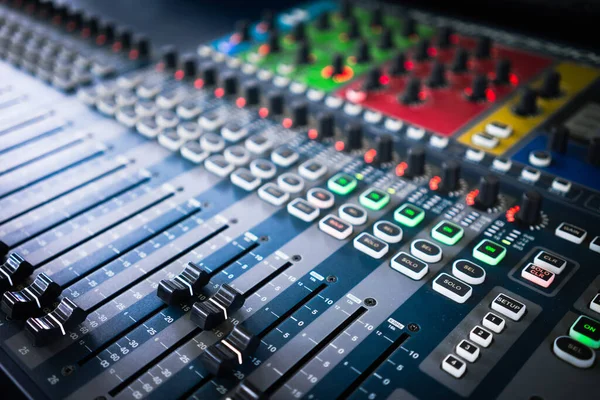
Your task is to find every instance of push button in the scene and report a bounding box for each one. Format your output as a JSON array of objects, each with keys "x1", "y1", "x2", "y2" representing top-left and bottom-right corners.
[
  {"x1": 354, "y1": 233, "x2": 389, "y2": 259},
  {"x1": 271, "y1": 146, "x2": 299, "y2": 167},
  {"x1": 339, "y1": 204, "x2": 367, "y2": 225},
  {"x1": 177, "y1": 121, "x2": 201, "y2": 140},
  {"x1": 299, "y1": 160, "x2": 327, "y2": 181},
  {"x1": 452, "y1": 259, "x2": 485, "y2": 285},
  {"x1": 431, "y1": 220, "x2": 464, "y2": 246},
  {"x1": 469, "y1": 326, "x2": 493, "y2": 348},
  {"x1": 485, "y1": 121, "x2": 512, "y2": 138},
  {"x1": 319, "y1": 215, "x2": 353, "y2": 240},
  {"x1": 158, "y1": 129, "x2": 185, "y2": 151},
  {"x1": 472, "y1": 239, "x2": 506, "y2": 266},
  {"x1": 277, "y1": 173, "x2": 305, "y2": 193},
  {"x1": 287, "y1": 198, "x2": 319, "y2": 222},
  {"x1": 199, "y1": 111, "x2": 225, "y2": 131},
  {"x1": 390, "y1": 252, "x2": 428, "y2": 280},
  {"x1": 221, "y1": 122, "x2": 248, "y2": 142},
  {"x1": 553, "y1": 336, "x2": 595, "y2": 368},
  {"x1": 373, "y1": 221, "x2": 403, "y2": 243},
  {"x1": 590, "y1": 294, "x2": 600, "y2": 314},
  {"x1": 245, "y1": 134, "x2": 272, "y2": 154},
  {"x1": 491, "y1": 293, "x2": 526, "y2": 321},
  {"x1": 205, "y1": 155, "x2": 234, "y2": 177},
  {"x1": 224, "y1": 146, "x2": 251, "y2": 166},
  {"x1": 307, "y1": 188, "x2": 334, "y2": 209},
  {"x1": 456, "y1": 340, "x2": 479, "y2": 363},
  {"x1": 411, "y1": 239, "x2": 442, "y2": 263},
  {"x1": 521, "y1": 263, "x2": 555, "y2": 288},
  {"x1": 156, "y1": 109, "x2": 180, "y2": 129},
  {"x1": 258, "y1": 183, "x2": 290, "y2": 206},
  {"x1": 442, "y1": 354, "x2": 466, "y2": 378},
  {"x1": 569, "y1": 315, "x2": 600, "y2": 349},
  {"x1": 533, "y1": 251, "x2": 566, "y2": 274},
  {"x1": 201, "y1": 132, "x2": 226, "y2": 153},
  {"x1": 176, "y1": 99, "x2": 202, "y2": 119},
  {"x1": 181, "y1": 141, "x2": 209, "y2": 164},
  {"x1": 590, "y1": 236, "x2": 600, "y2": 254},
  {"x1": 432, "y1": 273, "x2": 472, "y2": 303},
  {"x1": 249, "y1": 159, "x2": 277, "y2": 179},
  {"x1": 230, "y1": 168, "x2": 261, "y2": 191},
  {"x1": 327, "y1": 173, "x2": 357, "y2": 195},
  {"x1": 482, "y1": 312, "x2": 505, "y2": 333},
  {"x1": 359, "y1": 188, "x2": 390, "y2": 210},
  {"x1": 555, "y1": 222, "x2": 587, "y2": 244},
  {"x1": 394, "y1": 204, "x2": 425, "y2": 227}
]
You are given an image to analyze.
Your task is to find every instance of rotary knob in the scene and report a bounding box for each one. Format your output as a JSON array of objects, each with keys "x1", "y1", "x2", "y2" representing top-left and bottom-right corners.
[
  {"x1": 475, "y1": 174, "x2": 499, "y2": 209},
  {"x1": 405, "y1": 146, "x2": 425, "y2": 178},
  {"x1": 440, "y1": 160, "x2": 460, "y2": 192},
  {"x1": 514, "y1": 88, "x2": 539, "y2": 116},
  {"x1": 516, "y1": 190, "x2": 542, "y2": 226}
]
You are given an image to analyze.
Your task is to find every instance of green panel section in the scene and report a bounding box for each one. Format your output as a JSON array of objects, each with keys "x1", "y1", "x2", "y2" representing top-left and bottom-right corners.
[{"x1": 238, "y1": 8, "x2": 434, "y2": 92}]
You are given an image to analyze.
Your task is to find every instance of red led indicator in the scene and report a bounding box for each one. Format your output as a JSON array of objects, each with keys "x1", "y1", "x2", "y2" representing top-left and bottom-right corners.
[
  {"x1": 258, "y1": 44, "x2": 270, "y2": 56},
  {"x1": 509, "y1": 73, "x2": 519, "y2": 86},
  {"x1": 335, "y1": 141, "x2": 345, "y2": 152},
  {"x1": 174, "y1": 70, "x2": 185, "y2": 80},
  {"x1": 112, "y1": 42, "x2": 122, "y2": 52},
  {"x1": 194, "y1": 79, "x2": 204, "y2": 89},
  {"x1": 282, "y1": 118, "x2": 293, "y2": 129},
  {"x1": 364, "y1": 149, "x2": 377, "y2": 164},
  {"x1": 506, "y1": 205, "x2": 520, "y2": 223},
  {"x1": 308, "y1": 129, "x2": 319, "y2": 140},
  {"x1": 128, "y1": 49, "x2": 139, "y2": 60},
  {"x1": 96, "y1": 34, "x2": 107, "y2": 46},
  {"x1": 258, "y1": 107, "x2": 269, "y2": 118},
  {"x1": 429, "y1": 176, "x2": 441, "y2": 191},
  {"x1": 379, "y1": 75, "x2": 390, "y2": 85},
  {"x1": 404, "y1": 61, "x2": 414, "y2": 71},
  {"x1": 485, "y1": 88, "x2": 496, "y2": 102},
  {"x1": 214, "y1": 88, "x2": 225, "y2": 98},
  {"x1": 427, "y1": 47, "x2": 438, "y2": 57},
  {"x1": 395, "y1": 162, "x2": 408, "y2": 177},
  {"x1": 236, "y1": 97, "x2": 246, "y2": 108},
  {"x1": 466, "y1": 189, "x2": 479, "y2": 206}
]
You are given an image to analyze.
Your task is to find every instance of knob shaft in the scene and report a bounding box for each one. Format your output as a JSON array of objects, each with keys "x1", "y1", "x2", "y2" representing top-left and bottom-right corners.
[
  {"x1": 441, "y1": 160, "x2": 460, "y2": 192},
  {"x1": 345, "y1": 123, "x2": 363, "y2": 151},
  {"x1": 476, "y1": 175, "x2": 499, "y2": 209},
  {"x1": 363, "y1": 67, "x2": 382, "y2": 91},
  {"x1": 547, "y1": 126, "x2": 569, "y2": 154},
  {"x1": 389, "y1": 52, "x2": 407, "y2": 76},
  {"x1": 290, "y1": 101, "x2": 309, "y2": 127},
  {"x1": 451, "y1": 47, "x2": 468, "y2": 73},
  {"x1": 267, "y1": 91, "x2": 284, "y2": 116},
  {"x1": 514, "y1": 88, "x2": 539, "y2": 116},
  {"x1": 161, "y1": 45, "x2": 178, "y2": 69},
  {"x1": 376, "y1": 134, "x2": 394, "y2": 164},
  {"x1": 243, "y1": 80, "x2": 261, "y2": 106},
  {"x1": 539, "y1": 70, "x2": 561, "y2": 98},
  {"x1": 405, "y1": 146, "x2": 425, "y2": 178},
  {"x1": 316, "y1": 112, "x2": 335, "y2": 139},
  {"x1": 427, "y1": 61, "x2": 446, "y2": 88},
  {"x1": 474, "y1": 36, "x2": 491, "y2": 59},
  {"x1": 517, "y1": 191, "x2": 542, "y2": 226},
  {"x1": 332, "y1": 53, "x2": 345, "y2": 76},
  {"x1": 494, "y1": 59, "x2": 511, "y2": 84},
  {"x1": 400, "y1": 77, "x2": 422, "y2": 105},
  {"x1": 413, "y1": 39, "x2": 429, "y2": 62}
]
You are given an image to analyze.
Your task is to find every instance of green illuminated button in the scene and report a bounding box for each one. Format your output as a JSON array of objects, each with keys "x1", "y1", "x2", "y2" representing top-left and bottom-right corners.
[
  {"x1": 432, "y1": 221, "x2": 464, "y2": 246},
  {"x1": 394, "y1": 204, "x2": 425, "y2": 227},
  {"x1": 569, "y1": 315, "x2": 600, "y2": 349},
  {"x1": 473, "y1": 239, "x2": 506, "y2": 266},
  {"x1": 359, "y1": 188, "x2": 390, "y2": 211},
  {"x1": 327, "y1": 173, "x2": 357, "y2": 195}
]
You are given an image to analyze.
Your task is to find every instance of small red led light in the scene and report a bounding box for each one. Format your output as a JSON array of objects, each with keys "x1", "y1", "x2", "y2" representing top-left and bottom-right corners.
[
  {"x1": 128, "y1": 49, "x2": 139, "y2": 60},
  {"x1": 418, "y1": 91, "x2": 427, "y2": 101},
  {"x1": 395, "y1": 162, "x2": 408, "y2": 177},
  {"x1": 236, "y1": 97, "x2": 246, "y2": 108},
  {"x1": 466, "y1": 189, "x2": 479, "y2": 206},
  {"x1": 379, "y1": 75, "x2": 390, "y2": 85},
  {"x1": 335, "y1": 141, "x2": 345, "y2": 152},
  {"x1": 214, "y1": 88, "x2": 225, "y2": 98},
  {"x1": 194, "y1": 79, "x2": 204, "y2": 89},
  {"x1": 308, "y1": 129, "x2": 319, "y2": 140},
  {"x1": 81, "y1": 28, "x2": 91, "y2": 38},
  {"x1": 66, "y1": 21, "x2": 76, "y2": 32},
  {"x1": 450, "y1": 34, "x2": 459, "y2": 44},
  {"x1": 282, "y1": 118, "x2": 293, "y2": 129},
  {"x1": 509, "y1": 73, "x2": 519, "y2": 86},
  {"x1": 96, "y1": 34, "x2": 106, "y2": 46},
  {"x1": 112, "y1": 42, "x2": 122, "y2": 52},
  {"x1": 364, "y1": 149, "x2": 377, "y2": 164},
  {"x1": 258, "y1": 44, "x2": 270, "y2": 56},
  {"x1": 155, "y1": 62, "x2": 165, "y2": 72},
  {"x1": 174, "y1": 70, "x2": 185, "y2": 80},
  {"x1": 258, "y1": 107, "x2": 269, "y2": 118},
  {"x1": 429, "y1": 176, "x2": 442, "y2": 191},
  {"x1": 506, "y1": 205, "x2": 520, "y2": 223},
  {"x1": 464, "y1": 87, "x2": 473, "y2": 97},
  {"x1": 404, "y1": 61, "x2": 414, "y2": 71},
  {"x1": 427, "y1": 47, "x2": 438, "y2": 57},
  {"x1": 485, "y1": 88, "x2": 496, "y2": 102}
]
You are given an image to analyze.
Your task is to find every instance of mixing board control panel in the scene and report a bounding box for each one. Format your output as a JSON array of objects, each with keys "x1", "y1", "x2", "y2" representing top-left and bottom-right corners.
[{"x1": 0, "y1": 0, "x2": 599, "y2": 399}]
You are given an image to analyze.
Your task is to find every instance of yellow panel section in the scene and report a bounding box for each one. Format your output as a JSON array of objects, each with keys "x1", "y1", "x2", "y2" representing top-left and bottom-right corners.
[{"x1": 458, "y1": 63, "x2": 600, "y2": 156}]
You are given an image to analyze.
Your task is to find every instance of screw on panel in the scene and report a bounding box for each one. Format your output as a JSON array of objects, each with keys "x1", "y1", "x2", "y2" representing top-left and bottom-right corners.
[
  {"x1": 230, "y1": 218, "x2": 238, "y2": 224},
  {"x1": 259, "y1": 235, "x2": 269, "y2": 242},
  {"x1": 408, "y1": 323, "x2": 420, "y2": 332},
  {"x1": 326, "y1": 275, "x2": 337, "y2": 283},
  {"x1": 364, "y1": 298, "x2": 377, "y2": 307},
  {"x1": 61, "y1": 365, "x2": 74, "y2": 376},
  {"x1": 291, "y1": 255, "x2": 302, "y2": 262}
]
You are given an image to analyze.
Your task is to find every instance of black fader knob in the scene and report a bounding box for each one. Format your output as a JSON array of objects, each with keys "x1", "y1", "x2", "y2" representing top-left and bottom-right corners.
[
  {"x1": 190, "y1": 284, "x2": 244, "y2": 330},
  {"x1": 427, "y1": 60, "x2": 447, "y2": 88},
  {"x1": 161, "y1": 45, "x2": 178, "y2": 69},
  {"x1": 413, "y1": 39, "x2": 429, "y2": 62},
  {"x1": 157, "y1": 262, "x2": 210, "y2": 305},
  {"x1": 363, "y1": 67, "x2": 382, "y2": 91},
  {"x1": 539, "y1": 70, "x2": 561, "y2": 99},
  {"x1": 588, "y1": 137, "x2": 600, "y2": 167},
  {"x1": 25, "y1": 298, "x2": 87, "y2": 346},
  {"x1": 236, "y1": 19, "x2": 251, "y2": 42},
  {"x1": 474, "y1": 36, "x2": 491, "y2": 59},
  {"x1": 332, "y1": 53, "x2": 345, "y2": 76},
  {"x1": 243, "y1": 80, "x2": 261, "y2": 106},
  {"x1": 356, "y1": 39, "x2": 371, "y2": 63},
  {"x1": 221, "y1": 73, "x2": 239, "y2": 96},
  {"x1": 201, "y1": 61, "x2": 218, "y2": 86},
  {"x1": 290, "y1": 100, "x2": 309, "y2": 127},
  {"x1": 230, "y1": 381, "x2": 264, "y2": 400},
  {"x1": 316, "y1": 111, "x2": 335, "y2": 139},
  {"x1": 437, "y1": 26, "x2": 453, "y2": 49},
  {"x1": 345, "y1": 122, "x2": 363, "y2": 151},
  {"x1": 467, "y1": 74, "x2": 488, "y2": 102},
  {"x1": 494, "y1": 59, "x2": 511, "y2": 85},
  {"x1": 516, "y1": 190, "x2": 543, "y2": 226},
  {"x1": 451, "y1": 47, "x2": 468, "y2": 73},
  {"x1": 514, "y1": 88, "x2": 539, "y2": 116},
  {"x1": 389, "y1": 52, "x2": 407, "y2": 76},
  {"x1": 547, "y1": 126, "x2": 569, "y2": 154},
  {"x1": 1, "y1": 273, "x2": 61, "y2": 319},
  {"x1": 0, "y1": 253, "x2": 33, "y2": 292},
  {"x1": 400, "y1": 77, "x2": 422, "y2": 105},
  {"x1": 295, "y1": 40, "x2": 311, "y2": 65},
  {"x1": 181, "y1": 54, "x2": 197, "y2": 78},
  {"x1": 267, "y1": 91, "x2": 284, "y2": 116},
  {"x1": 200, "y1": 325, "x2": 259, "y2": 377},
  {"x1": 405, "y1": 146, "x2": 425, "y2": 178},
  {"x1": 475, "y1": 174, "x2": 499, "y2": 209},
  {"x1": 376, "y1": 134, "x2": 394, "y2": 164},
  {"x1": 440, "y1": 160, "x2": 461, "y2": 192}
]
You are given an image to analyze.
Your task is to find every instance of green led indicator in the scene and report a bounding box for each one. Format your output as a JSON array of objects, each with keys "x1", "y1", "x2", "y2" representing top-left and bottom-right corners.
[
  {"x1": 359, "y1": 188, "x2": 390, "y2": 211},
  {"x1": 431, "y1": 220, "x2": 464, "y2": 246},
  {"x1": 327, "y1": 173, "x2": 357, "y2": 196},
  {"x1": 485, "y1": 246, "x2": 496, "y2": 253},
  {"x1": 472, "y1": 239, "x2": 506, "y2": 266},
  {"x1": 569, "y1": 315, "x2": 600, "y2": 349},
  {"x1": 394, "y1": 204, "x2": 425, "y2": 227},
  {"x1": 443, "y1": 226, "x2": 453, "y2": 233}
]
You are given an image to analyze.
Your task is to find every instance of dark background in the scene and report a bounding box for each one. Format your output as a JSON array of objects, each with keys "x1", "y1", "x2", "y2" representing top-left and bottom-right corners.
[{"x1": 1, "y1": 0, "x2": 598, "y2": 398}]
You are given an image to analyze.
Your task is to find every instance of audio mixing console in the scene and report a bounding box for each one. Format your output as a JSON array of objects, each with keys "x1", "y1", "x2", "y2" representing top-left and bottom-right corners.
[{"x1": 0, "y1": 0, "x2": 599, "y2": 399}]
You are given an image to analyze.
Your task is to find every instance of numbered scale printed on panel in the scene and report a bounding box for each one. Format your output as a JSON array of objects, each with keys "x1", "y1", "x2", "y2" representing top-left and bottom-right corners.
[{"x1": 0, "y1": 1, "x2": 599, "y2": 400}]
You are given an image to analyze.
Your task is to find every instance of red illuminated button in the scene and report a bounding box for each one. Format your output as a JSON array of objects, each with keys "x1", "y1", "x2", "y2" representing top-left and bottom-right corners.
[{"x1": 521, "y1": 263, "x2": 555, "y2": 288}]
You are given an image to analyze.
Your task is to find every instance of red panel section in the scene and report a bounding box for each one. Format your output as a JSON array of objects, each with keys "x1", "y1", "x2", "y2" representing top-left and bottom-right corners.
[{"x1": 336, "y1": 36, "x2": 552, "y2": 136}]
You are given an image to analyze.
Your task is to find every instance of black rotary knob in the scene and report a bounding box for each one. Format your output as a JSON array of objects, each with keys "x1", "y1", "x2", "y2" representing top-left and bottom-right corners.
[
  {"x1": 371, "y1": 6, "x2": 383, "y2": 27},
  {"x1": 514, "y1": 88, "x2": 539, "y2": 116},
  {"x1": 296, "y1": 40, "x2": 311, "y2": 65},
  {"x1": 340, "y1": 0, "x2": 354, "y2": 19},
  {"x1": 267, "y1": 91, "x2": 284, "y2": 116},
  {"x1": 356, "y1": 39, "x2": 371, "y2": 63},
  {"x1": 401, "y1": 17, "x2": 416, "y2": 37},
  {"x1": 494, "y1": 59, "x2": 511, "y2": 85},
  {"x1": 181, "y1": 54, "x2": 197, "y2": 78},
  {"x1": 236, "y1": 19, "x2": 251, "y2": 42},
  {"x1": 221, "y1": 73, "x2": 238, "y2": 96},
  {"x1": 316, "y1": 11, "x2": 330, "y2": 30},
  {"x1": 451, "y1": 47, "x2": 468, "y2": 73},
  {"x1": 67, "y1": 9, "x2": 83, "y2": 30},
  {"x1": 467, "y1": 74, "x2": 488, "y2": 102},
  {"x1": 347, "y1": 16, "x2": 361, "y2": 39},
  {"x1": 261, "y1": 9, "x2": 275, "y2": 31},
  {"x1": 135, "y1": 35, "x2": 150, "y2": 58},
  {"x1": 516, "y1": 191, "x2": 542, "y2": 225},
  {"x1": 378, "y1": 27, "x2": 393, "y2": 50},
  {"x1": 413, "y1": 39, "x2": 429, "y2": 62},
  {"x1": 474, "y1": 36, "x2": 491, "y2": 59},
  {"x1": 441, "y1": 160, "x2": 460, "y2": 192},
  {"x1": 243, "y1": 80, "x2": 260, "y2": 106},
  {"x1": 405, "y1": 146, "x2": 425, "y2": 178},
  {"x1": 83, "y1": 14, "x2": 99, "y2": 36},
  {"x1": 316, "y1": 112, "x2": 335, "y2": 139},
  {"x1": 400, "y1": 77, "x2": 422, "y2": 105},
  {"x1": 390, "y1": 52, "x2": 407, "y2": 76},
  {"x1": 539, "y1": 70, "x2": 561, "y2": 99},
  {"x1": 201, "y1": 62, "x2": 217, "y2": 86},
  {"x1": 588, "y1": 137, "x2": 600, "y2": 166},
  {"x1": 268, "y1": 31, "x2": 280, "y2": 53},
  {"x1": 100, "y1": 21, "x2": 115, "y2": 43},
  {"x1": 161, "y1": 45, "x2": 178, "y2": 69},
  {"x1": 427, "y1": 60, "x2": 447, "y2": 88},
  {"x1": 290, "y1": 101, "x2": 309, "y2": 127},
  {"x1": 376, "y1": 134, "x2": 394, "y2": 164},
  {"x1": 118, "y1": 28, "x2": 132, "y2": 49},
  {"x1": 345, "y1": 123, "x2": 363, "y2": 151},
  {"x1": 476, "y1": 174, "x2": 499, "y2": 209},
  {"x1": 437, "y1": 26, "x2": 453, "y2": 49},
  {"x1": 293, "y1": 21, "x2": 306, "y2": 42},
  {"x1": 363, "y1": 67, "x2": 382, "y2": 91},
  {"x1": 331, "y1": 53, "x2": 345, "y2": 76},
  {"x1": 547, "y1": 126, "x2": 569, "y2": 154}
]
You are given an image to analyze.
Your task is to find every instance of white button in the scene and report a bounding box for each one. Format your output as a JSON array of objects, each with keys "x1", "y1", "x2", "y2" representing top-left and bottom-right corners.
[
  {"x1": 452, "y1": 259, "x2": 486, "y2": 285},
  {"x1": 456, "y1": 340, "x2": 480, "y2": 363},
  {"x1": 472, "y1": 132, "x2": 499, "y2": 149},
  {"x1": 555, "y1": 222, "x2": 587, "y2": 244},
  {"x1": 245, "y1": 135, "x2": 272, "y2": 154},
  {"x1": 325, "y1": 96, "x2": 344, "y2": 109},
  {"x1": 298, "y1": 160, "x2": 327, "y2": 181},
  {"x1": 115, "y1": 90, "x2": 137, "y2": 107},
  {"x1": 553, "y1": 336, "x2": 596, "y2": 369},
  {"x1": 271, "y1": 147, "x2": 299, "y2": 167},
  {"x1": 339, "y1": 204, "x2": 367, "y2": 225},
  {"x1": 116, "y1": 108, "x2": 138, "y2": 127},
  {"x1": 177, "y1": 123, "x2": 201, "y2": 140},
  {"x1": 273, "y1": 76, "x2": 290, "y2": 88},
  {"x1": 407, "y1": 126, "x2": 425, "y2": 140},
  {"x1": 135, "y1": 101, "x2": 158, "y2": 117},
  {"x1": 224, "y1": 146, "x2": 251, "y2": 166},
  {"x1": 442, "y1": 354, "x2": 466, "y2": 378},
  {"x1": 344, "y1": 102, "x2": 363, "y2": 116},
  {"x1": 307, "y1": 188, "x2": 335, "y2": 209},
  {"x1": 158, "y1": 130, "x2": 185, "y2": 151},
  {"x1": 199, "y1": 112, "x2": 225, "y2": 131},
  {"x1": 230, "y1": 168, "x2": 261, "y2": 191},
  {"x1": 307, "y1": 89, "x2": 325, "y2": 102},
  {"x1": 465, "y1": 148, "x2": 485, "y2": 162},
  {"x1": 241, "y1": 63, "x2": 257, "y2": 75},
  {"x1": 482, "y1": 312, "x2": 505, "y2": 333},
  {"x1": 136, "y1": 118, "x2": 162, "y2": 138},
  {"x1": 290, "y1": 82, "x2": 307, "y2": 94},
  {"x1": 204, "y1": 155, "x2": 234, "y2": 177},
  {"x1": 221, "y1": 124, "x2": 248, "y2": 142},
  {"x1": 136, "y1": 82, "x2": 161, "y2": 98},
  {"x1": 96, "y1": 98, "x2": 117, "y2": 116},
  {"x1": 287, "y1": 198, "x2": 320, "y2": 222},
  {"x1": 250, "y1": 159, "x2": 277, "y2": 179},
  {"x1": 429, "y1": 135, "x2": 449, "y2": 149},
  {"x1": 410, "y1": 240, "x2": 442, "y2": 263},
  {"x1": 156, "y1": 111, "x2": 180, "y2": 129},
  {"x1": 492, "y1": 158, "x2": 512, "y2": 172},
  {"x1": 491, "y1": 293, "x2": 526, "y2": 321},
  {"x1": 529, "y1": 150, "x2": 552, "y2": 167},
  {"x1": 384, "y1": 118, "x2": 403, "y2": 132},
  {"x1": 373, "y1": 221, "x2": 403, "y2": 243},
  {"x1": 200, "y1": 133, "x2": 225, "y2": 153},
  {"x1": 277, "y1": 173, "x2": 305, "y2": 193},
  {"x1": 469, "y1": 326, "x2": 493, "y2": 348},
  {"x1": 485, "y1": 121, "x2": 513, "y2": 138},
  {"x1": 533, "y1": 251, "x2": 567, "y2": 274},
  {"x1": 181, "y1": 142, "x2": 209, "y2": 164},
  {"x1": 551, "y1": 178, "x2": 571, "y2": 193},
  {"x1": 364, "y1": 110, "x2": 382, "y2": 124},
  {"x1": 257, "y1": 69, "x2": 273, "y2": 81},
  {"x1": 390, "y1": 252, "x2": 428, "y2": 280},
  {"x1": 590, "y1": 293, "x2": 600, "y2": 314},
  {"x1": 591, "y1": 237, "x2": 600, "y2": 254},
  {"x1": 176, "y1": 102, "x2": 202, "y2": 119},
  {"x1": 353, "y1": 233, "x2": 389, "y2": 259},
  {"x1": 432, "y1": 273, "x2": 472, "y2": 304},
  {"x1": 258, "y1": 183, "x2": 290, "y2": 206},
  {"x1": 520, "y1": 167, "x2": 541, "y2": 182},
  {"x1": 319, "y1": 215, "x2": 353, "y2": 240},
  {"x1": 156, "y1": 91, "x2": 184, "y2": 109}
]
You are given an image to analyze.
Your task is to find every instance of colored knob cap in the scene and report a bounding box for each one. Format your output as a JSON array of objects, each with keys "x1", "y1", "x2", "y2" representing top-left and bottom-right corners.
[
  {"x1": 547, "y1": 126, "x2": 569, "y2": 154},
  {"x1": 517, "y1": 190, "x2": 542, "y2": 226},
  {"x1": 476, "y1": 174, "x2": 499, "y2": 209},
  {"x1": 406, "y1": 146, "x2": 425, "y2": 178},
  {"x1": 441, "y1": 160, "x2": 460, "y2": 192}
]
